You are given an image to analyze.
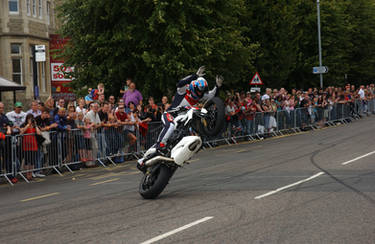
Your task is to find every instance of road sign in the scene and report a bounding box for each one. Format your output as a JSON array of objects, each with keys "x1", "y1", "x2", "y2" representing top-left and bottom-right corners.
[
  {"x1": 35, "y1": 45, "x2": 46, "y2": 62},
  {"x1": 250, "y1": 72, "x2": 263, "y2": 85},
  {"x1": 250, "y1": 87, "x2": 261, "y2": 93},
  {"x1": 313, "y1": 66, "x2": 328, "y2": 74},
  {"x1": 35, "y1": 45, "x2": 45, "y2": 51}
]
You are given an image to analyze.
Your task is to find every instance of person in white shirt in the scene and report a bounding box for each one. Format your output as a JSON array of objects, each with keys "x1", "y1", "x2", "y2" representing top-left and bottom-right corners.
[
  {"x1": 358, "y1": 85, "x2": 365, "y2": 99},
  {"x1": 6, "y1": 102, "x2": 27, "y2": 133},
  {"x1": 261, "y1": 88, "x2": 272, "y2": 101},
  {"x1": 76, "y1": 98, "x2": 87, "y2": 115},
  {"x1": 26, "y1": 100, "x2": 41, "y2": 118},
  {"x1": 358, "y1": 85, "x2": 366, "y2": 114},
  {"x1": 84, "y1": 103, "x2": 101, "y2": 126},
  {"x1": 84, "y1": 102, "x2": 103, "y2": 158}
]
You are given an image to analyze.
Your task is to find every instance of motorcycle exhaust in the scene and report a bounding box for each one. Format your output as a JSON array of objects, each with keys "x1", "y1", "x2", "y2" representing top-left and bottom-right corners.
[{"x1": 145, "y1": 156, "x2": 175, "y2": 167}]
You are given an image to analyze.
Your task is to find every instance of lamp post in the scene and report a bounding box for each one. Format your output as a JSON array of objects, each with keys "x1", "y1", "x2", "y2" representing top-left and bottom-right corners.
[{"x1": 317, "y1": 0, "x2": 323, "y2": 89}]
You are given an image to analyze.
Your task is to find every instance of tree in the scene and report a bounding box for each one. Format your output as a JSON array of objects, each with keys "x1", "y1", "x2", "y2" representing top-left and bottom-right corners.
[
  {"x1": 340, "y1": 0, "x2": 375, "y2": 85},
  {"x1": 57, "y1": 0, "x2": 258, "y2": 99},
  {"x1": 58, "y1": 0, "x2": 375, "y2": 95},
  {"x1": 242, "y1": 0, "x2": 375, "y2": 89}
]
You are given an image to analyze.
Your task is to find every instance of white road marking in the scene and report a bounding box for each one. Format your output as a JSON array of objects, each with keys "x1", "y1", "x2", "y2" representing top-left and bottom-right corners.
[
  {"x1": 341, "y1": 150, "x2": 375, "y2": 165},
  {"x1": 254, "y1": 172, "x2": 325, "y2": 199},
  {"x1": 140, "y1": 216, "x2": 214, "y2": 244}
]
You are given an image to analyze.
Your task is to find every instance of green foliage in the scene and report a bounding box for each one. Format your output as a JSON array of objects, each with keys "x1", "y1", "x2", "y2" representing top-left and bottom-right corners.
[
  {"x1": 57, "y1": 0, "x2": 258, "y2": 99},
  {"x1": 58, "y1": 0, "x2": 375, "y2": 99},
  {"x1": 243, "y1": 0, "x2": 375, "y2": 90}
]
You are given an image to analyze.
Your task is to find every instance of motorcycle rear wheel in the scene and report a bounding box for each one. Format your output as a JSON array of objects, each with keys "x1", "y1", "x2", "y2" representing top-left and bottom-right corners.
[{"x1": 139, "y1": 164, "x2": 173, "y2": 199}]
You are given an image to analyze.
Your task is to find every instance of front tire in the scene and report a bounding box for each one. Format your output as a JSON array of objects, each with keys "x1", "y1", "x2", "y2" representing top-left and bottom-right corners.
[{"x1": 139, "y1": 164, "x2": 173, "y2": 199}]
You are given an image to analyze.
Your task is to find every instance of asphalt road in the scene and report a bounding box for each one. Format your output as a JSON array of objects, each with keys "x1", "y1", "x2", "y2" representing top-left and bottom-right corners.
[{"x1": 0, "y1": 117, "x2": 374, "y2": 244}]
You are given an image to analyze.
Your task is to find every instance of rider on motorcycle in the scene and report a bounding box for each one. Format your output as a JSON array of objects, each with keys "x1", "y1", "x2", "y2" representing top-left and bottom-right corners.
[{"x1": 137, "y1": 66, "x2": 224, "y2": 172}]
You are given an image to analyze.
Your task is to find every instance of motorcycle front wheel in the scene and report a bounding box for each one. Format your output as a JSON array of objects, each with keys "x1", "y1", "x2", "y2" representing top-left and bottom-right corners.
[
  {"x1": 201, "y1": 97, "x2": 225, "y2": 137},
  {"x1": 139, "y1": 164, "x2": 173, "y2": 199}
]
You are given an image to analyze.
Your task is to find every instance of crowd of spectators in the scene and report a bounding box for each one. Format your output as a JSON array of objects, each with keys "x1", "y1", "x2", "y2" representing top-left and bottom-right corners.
[
  {"x1": 0, "y1": 80, "x2": 374, "y2": 184},
  {"x1": 223, "y1": 84, "x2": 375, "y2": 137},
  {"x1": 0, "y1": 78, "x2": 171, "y2": 183}
]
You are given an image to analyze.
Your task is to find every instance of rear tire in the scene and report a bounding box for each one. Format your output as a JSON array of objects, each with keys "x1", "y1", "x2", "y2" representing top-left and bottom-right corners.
[
  {"x1": 201, "y1": 97, "x2": 225, "y2": 137},
  {"x1": 139, "y1": 164, "x2": 173, "y2": 199}
]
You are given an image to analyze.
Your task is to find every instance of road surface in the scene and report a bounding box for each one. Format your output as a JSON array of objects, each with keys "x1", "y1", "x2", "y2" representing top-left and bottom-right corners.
[{"x1": 0, "y1": 117, "x2": 374, "y2": 244}]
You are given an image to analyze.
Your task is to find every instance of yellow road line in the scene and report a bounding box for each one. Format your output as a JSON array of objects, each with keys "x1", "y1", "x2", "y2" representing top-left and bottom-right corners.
[
  {"x1": 105, "y1": 164, "x2": 129, "y2": 171},
  {"x1": 89, "y1": 172, "x2": 126, "y2": 180},
  {"x1": 21, "y1": 192, "x2": 60, "y2": 202},
  {"x1": 90, "y1": 178, "x2": 120, "y2": 186},
  {"x1": 186, "y1": 159, "x2": 199, "y2": 163},
  {"x1": 34, "y1": 179, "x2": 46, "y2": 182},
  {"x1": 74, "y1": 174, "x2": 86, "y2": 177},
  {"x1": 125, "y1": 171, "x2": 141, "y2": 175}
]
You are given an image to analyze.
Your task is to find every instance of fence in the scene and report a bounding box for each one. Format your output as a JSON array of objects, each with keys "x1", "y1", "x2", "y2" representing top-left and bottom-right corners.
[{"x1": 0, "y1": 99, "x2": 373, "y2": 185}]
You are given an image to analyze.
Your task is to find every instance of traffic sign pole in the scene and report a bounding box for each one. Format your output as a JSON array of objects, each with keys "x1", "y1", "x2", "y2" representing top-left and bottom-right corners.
[
  {"x1": 32, "y1": 45, "x2": 38, "y2": 100},
  {"x1": 317, "y1": 0, "x2": 323, "y2": 89}
]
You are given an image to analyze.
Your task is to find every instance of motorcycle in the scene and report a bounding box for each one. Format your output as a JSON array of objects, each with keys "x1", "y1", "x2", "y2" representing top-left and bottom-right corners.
[{"x1": 138, "y1": 97, "x2": 225, "y2": 199}]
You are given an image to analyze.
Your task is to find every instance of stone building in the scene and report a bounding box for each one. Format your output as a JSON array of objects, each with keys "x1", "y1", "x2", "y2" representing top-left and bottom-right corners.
[{"x1": 0, "y1": 0, "x2": 57, "y2": 110}]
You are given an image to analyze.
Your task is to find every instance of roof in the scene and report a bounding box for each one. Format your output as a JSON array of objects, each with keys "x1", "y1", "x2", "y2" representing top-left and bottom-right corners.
[{"x1": 0, "y1": 76, "x2": 26, "y2": 91}]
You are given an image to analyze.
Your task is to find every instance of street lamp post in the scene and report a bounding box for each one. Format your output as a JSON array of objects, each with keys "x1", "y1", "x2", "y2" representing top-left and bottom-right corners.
[{"x1": 317, "y1": 0, "x2": 323, "y2": 89}]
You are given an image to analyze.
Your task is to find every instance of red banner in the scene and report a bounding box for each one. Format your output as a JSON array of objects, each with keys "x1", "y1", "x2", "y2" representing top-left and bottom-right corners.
[{"x1": 49, "y1": 34, "x2": 76, "y2": 101}]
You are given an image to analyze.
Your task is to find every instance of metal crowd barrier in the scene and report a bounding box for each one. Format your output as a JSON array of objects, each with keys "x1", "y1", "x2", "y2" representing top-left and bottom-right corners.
[
  {"x1": 0, "y1": 135, "x2": 14, "y2": 184},
  {"x1": 1, "y1": 99, "x2": 374, "y2": 185},
  {"x1": 0, "y1": 127, "x2": 141, "y2": 184},
  {"x1": 202, "y1": 100, "x2": 370, "y2": 147}
]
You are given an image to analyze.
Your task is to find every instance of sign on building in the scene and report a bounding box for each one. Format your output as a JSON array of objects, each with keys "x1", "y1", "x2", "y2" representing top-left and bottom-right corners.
[
  {"x1": 35, "y1": 45, "x2": 46, "y2": 62},
  {"x1": 51, "y1": 63, "x2": 74, "y2": 81},
  {"x1": 49, "y1": 34, "x2": 76, "y2": 101}
]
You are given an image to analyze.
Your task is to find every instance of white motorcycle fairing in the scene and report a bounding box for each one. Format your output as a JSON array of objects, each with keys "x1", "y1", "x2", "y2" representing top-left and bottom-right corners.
[{"x1": 171, "y1": 136, "x2": 202, "y2": 166}]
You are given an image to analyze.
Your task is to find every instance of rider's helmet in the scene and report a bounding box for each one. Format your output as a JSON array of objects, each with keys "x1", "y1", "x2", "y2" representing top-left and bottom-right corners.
[{"x1": 189, "y1": 77, "x2": 208, "y2": 100}]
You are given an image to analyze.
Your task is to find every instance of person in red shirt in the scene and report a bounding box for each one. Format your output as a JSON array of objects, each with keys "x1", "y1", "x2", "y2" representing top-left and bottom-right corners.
[
  {"x1": 244, "y1": 97, "x2": 257, "y2": 136},
  {"x1": 20, "y1": 114, "x2": 41, "y2": 180}
]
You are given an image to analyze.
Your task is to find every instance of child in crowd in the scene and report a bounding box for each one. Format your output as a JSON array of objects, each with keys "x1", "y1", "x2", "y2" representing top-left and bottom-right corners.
[
  {"x1": 85, "y1": 88, "x2": 94, "y2": 104},
  {"x1": 75, "y1": 112, "x2": 86, "y2": 162},
  {"x1": 120, "y1": 78, "x2": 132, "y2": 95},
  {"x1": 92, "y1": 83, "x2": 105, "y2": 100},
  {"x1": 81, "y1": 117, "x2": 93, "y2": 162},
  {"x1": 76, "y1": 98, "x2": 87, "y2": 115},
  {"x1": 85, "y1": 83, "x2": 105, "y2": 103},
  {"x1": 124, "y1": 101, "x2": 138, "y2": 152}
]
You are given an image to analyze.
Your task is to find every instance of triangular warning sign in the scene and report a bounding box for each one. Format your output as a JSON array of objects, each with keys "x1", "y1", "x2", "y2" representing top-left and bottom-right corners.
[{"x1": 250, "y1": 72, "x2": 263, "y2": 85}]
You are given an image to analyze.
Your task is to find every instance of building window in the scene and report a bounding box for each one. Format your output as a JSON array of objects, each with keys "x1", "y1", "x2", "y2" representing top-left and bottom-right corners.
[
  {"x1": 32, "y1": 0, "x2": 36, "y2": 16},
  {"x1": 9, "y1": 0, "x2": 19, "y2": 14},
  {"x1": 46, "y1": 1, "x2": 50, "y2": 24},
  {"x1": 12, "y1": 59, "x2": 22, "y2": 84},
  {"x1": 11, "y1": 43, "x2": 21, "y2": 54},
  {"x1": 26, "y1": 0, "x2": 31, "y2": 15},
  {"x1": 38, "y1": 0, "x2": 42, "y2": 19}
]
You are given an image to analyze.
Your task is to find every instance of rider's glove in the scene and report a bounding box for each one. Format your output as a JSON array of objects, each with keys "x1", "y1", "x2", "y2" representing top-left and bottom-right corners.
[
  {"x1": 196, "y1": 66, "x2": 206, "y2": 77},
  {"x1": 216, "y1": 75, "x2": 224, "y2": 88}
]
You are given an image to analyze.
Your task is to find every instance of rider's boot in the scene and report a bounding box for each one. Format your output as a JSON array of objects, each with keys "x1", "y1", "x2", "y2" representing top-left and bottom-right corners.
[{"x1": 137, "y1": 143, "x2": 168, "y2": 173}]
